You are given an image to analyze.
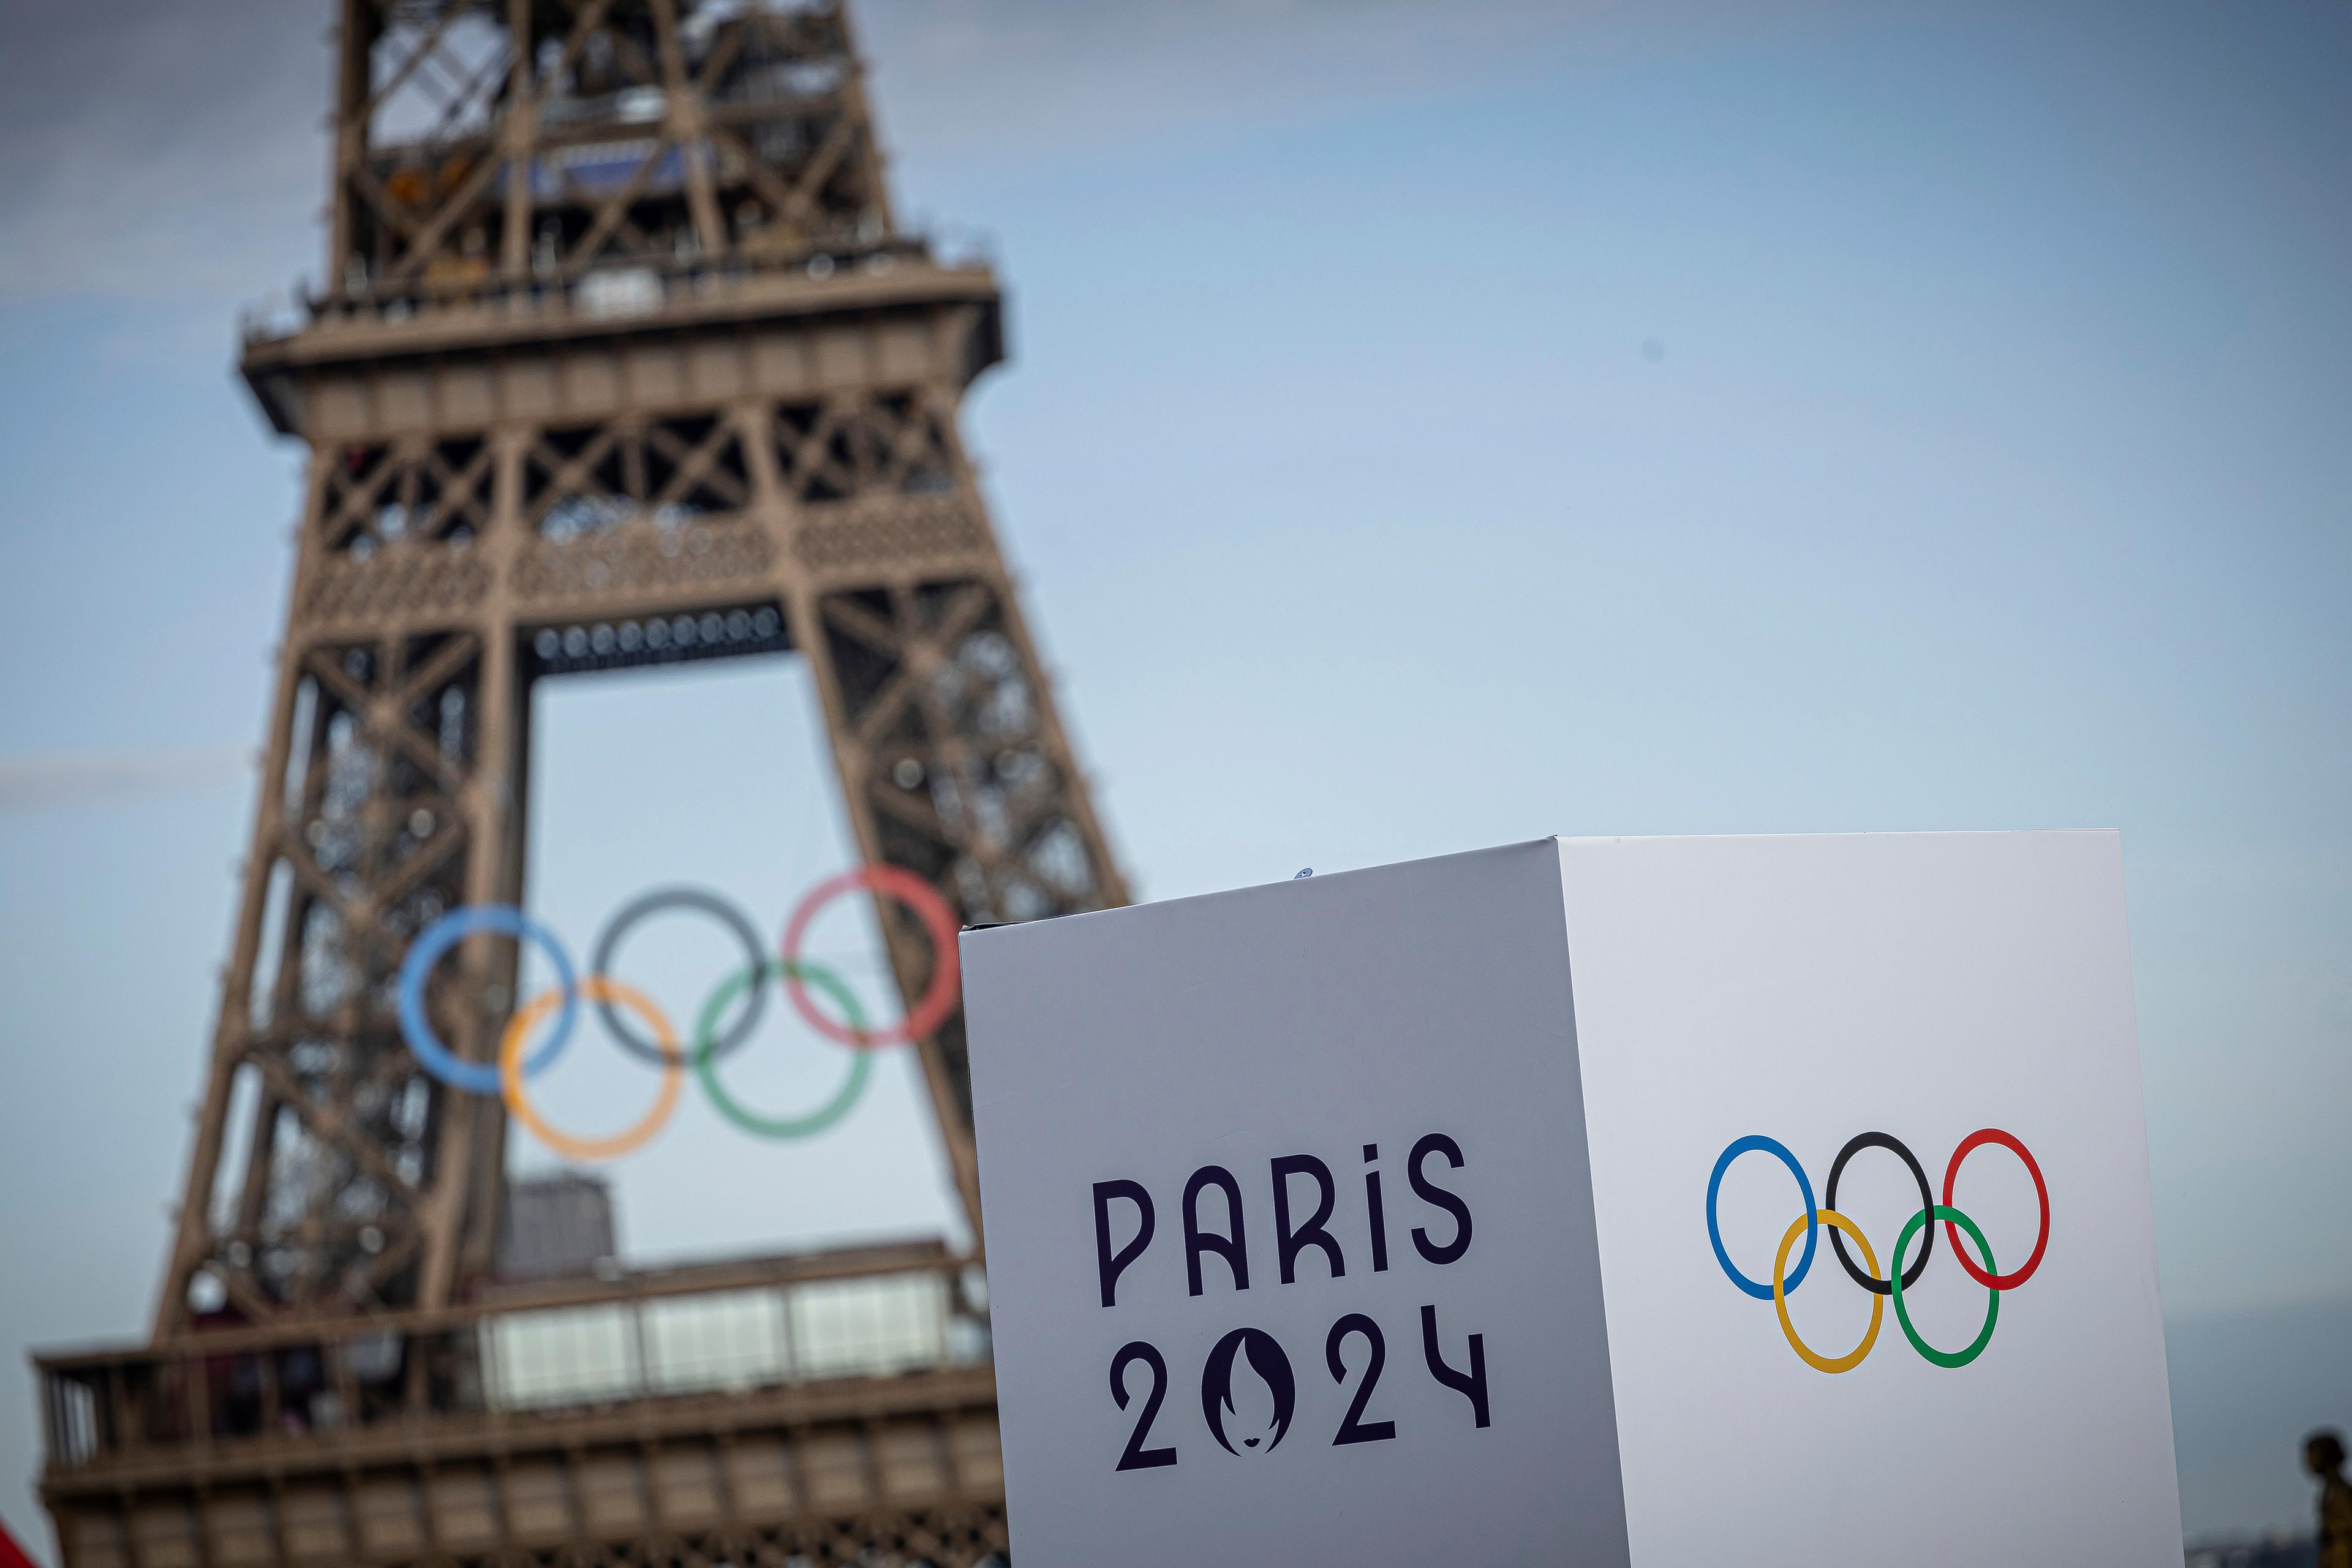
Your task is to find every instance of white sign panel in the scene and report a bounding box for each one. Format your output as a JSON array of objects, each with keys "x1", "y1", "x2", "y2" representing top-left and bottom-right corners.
[{"x1": 962, "y1": 834, "x2": 2180, "y2": 1566}]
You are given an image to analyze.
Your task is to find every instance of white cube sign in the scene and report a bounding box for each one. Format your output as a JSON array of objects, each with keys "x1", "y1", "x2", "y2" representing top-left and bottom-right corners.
[{"x1": 961, "y1": 834, "x2": 2181, "y2": 1565}]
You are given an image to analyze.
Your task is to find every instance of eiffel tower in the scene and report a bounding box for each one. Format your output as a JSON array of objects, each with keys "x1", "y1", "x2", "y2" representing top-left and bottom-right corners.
[{"x1": 32, "y1": 4, "x2": 1126, "y2": 1564}]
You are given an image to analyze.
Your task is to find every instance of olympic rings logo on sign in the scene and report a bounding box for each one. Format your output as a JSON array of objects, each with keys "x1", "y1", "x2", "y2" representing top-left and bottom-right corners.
[
  {"x1": 1705, "y1": 1129, "x2": 2049, "y2": 1373},
  {"x1": 393, "y1": 867, "x2": 961, "y2": 1161}
]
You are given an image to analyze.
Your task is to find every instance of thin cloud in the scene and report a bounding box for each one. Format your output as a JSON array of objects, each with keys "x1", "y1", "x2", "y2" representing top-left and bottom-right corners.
[
  {"x1": 0, "y1": 746, "x2": 249, "y2": 812},
  {"x1": 0, "y1": 0, "x2": 1852, "y2": 308},
  {"x1": 0, "y1": 1, "x2": 328, "y2": 304}
]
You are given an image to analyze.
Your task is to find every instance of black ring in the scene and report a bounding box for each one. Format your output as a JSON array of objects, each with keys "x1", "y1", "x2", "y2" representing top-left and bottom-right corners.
[
  {"x1": 1823, "y1": 1131, "x2": 1936, "y2": 1295},
  {"x1": 589, "y1": 887, "x2": 767, "y2": 1068}
]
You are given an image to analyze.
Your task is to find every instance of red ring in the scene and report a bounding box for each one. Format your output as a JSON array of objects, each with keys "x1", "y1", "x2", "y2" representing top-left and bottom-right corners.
[
  {"x1": 780, "y1": 865, "x2": 961, "y2": 1050},
  {"x1": 1940, "y1": 1129, "x2": 2049, "y2": 1290}
]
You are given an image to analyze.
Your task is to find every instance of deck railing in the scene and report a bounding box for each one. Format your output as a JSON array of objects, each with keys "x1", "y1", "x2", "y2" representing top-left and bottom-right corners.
[
  {"x1": 37, "y1": 1239, "x2": 986, "y2": 1474},
  {"x1": 237, "y1": 231, "x2": 998, "y2": 347}
]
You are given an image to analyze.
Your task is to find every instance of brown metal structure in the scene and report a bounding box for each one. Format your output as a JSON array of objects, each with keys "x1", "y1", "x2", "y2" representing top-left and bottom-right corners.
[{"x1": 34, "y1": 3, "x2": 1126, "y2": 1563}]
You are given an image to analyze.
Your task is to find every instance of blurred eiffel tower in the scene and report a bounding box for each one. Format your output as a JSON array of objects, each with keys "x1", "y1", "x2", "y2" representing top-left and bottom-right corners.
[{"x1": 32, "y1": 4, "x2": 1128, "y2": 1564}]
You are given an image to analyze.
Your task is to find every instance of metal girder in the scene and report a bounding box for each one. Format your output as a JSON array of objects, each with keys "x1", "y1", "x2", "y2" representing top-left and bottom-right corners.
[
  {"x1": 331, "y1": 0, "x2": 895, "y2": 306},
  {"x1": 159, "y1": 311, "x2": 1130, "y2": 1333}
]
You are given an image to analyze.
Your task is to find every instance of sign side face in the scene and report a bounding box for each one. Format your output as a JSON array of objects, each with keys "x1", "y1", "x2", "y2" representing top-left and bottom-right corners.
[
  {"x1": 965, "y1": 840, "x2": 1629, "y2": 1567},
  {"x1": 1560, "y1": 831, "x2": 2180, "y2": 1566}
]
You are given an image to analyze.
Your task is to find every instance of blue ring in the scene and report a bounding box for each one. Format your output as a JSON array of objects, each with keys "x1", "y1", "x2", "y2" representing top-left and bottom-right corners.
[
  {"x1": 396, "y1": 905, "x2": 577, "y2": 1096},
  {"x1": 1708, "y1": 1135, "x2": 1818, "y2": 1300}
]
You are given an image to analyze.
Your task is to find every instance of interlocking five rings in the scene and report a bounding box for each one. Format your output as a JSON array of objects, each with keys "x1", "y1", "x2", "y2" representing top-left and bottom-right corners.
[
  {"x1": 391, "y1": 866, "x2": 960, "y2": 1161},
  {"x1": 1705, "y1": 1129, "x2": 2049, "y2": 1373}
]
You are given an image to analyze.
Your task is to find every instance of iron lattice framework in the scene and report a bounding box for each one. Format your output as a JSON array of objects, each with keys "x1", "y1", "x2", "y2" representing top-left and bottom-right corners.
[{"x1": 34, "y1": 4, "x2": 1126, "y2": 1565}]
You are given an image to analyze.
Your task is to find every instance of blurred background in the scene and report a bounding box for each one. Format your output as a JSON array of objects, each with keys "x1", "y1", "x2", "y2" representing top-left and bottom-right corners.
[{"x1": 0, "y1": 0, "x2": 2345, "y2": 1561}]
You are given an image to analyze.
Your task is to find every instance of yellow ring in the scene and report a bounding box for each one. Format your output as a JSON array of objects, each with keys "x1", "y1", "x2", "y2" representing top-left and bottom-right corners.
[
  {"x1": 1773, "y1": 1208, "x2": 1885, "y2": 1374},
  {"x1": 499, "y1": 976, "x2": 681, "y2": 1161}
]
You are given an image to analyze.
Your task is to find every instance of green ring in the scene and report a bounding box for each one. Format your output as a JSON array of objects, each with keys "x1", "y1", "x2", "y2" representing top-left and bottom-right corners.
[
  {"x1": 692, "y1": 959, "x2": 872, "y2": 1139},
  {"x1": 1890, "y1": 1204, "x2": 2000, "y2": 1369}
]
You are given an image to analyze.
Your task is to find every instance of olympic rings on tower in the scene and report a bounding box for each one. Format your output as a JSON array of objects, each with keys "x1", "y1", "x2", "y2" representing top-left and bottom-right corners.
[
  {"x1": 501, "y1": 976, "x2": 683, "y2": 1163},
  {"x1": 590, "y1": 888, "x2": 769, "y2": 1068},
  {"x1": 397, "y1": 905, "x2": 578, "y2": 1096},
  {"x1": 1705, "y1": 1128, "x2": 2048, "y2": 1373},
  {"x1": 781, "y1": 865, "x2": 961, "y2": 1049},
  {"x1": 393, "y1": 872, "x2": 965, "y2": 1159},
  {"x1": 695, "y1": 960, "x2": 874, "y2": 1140}
]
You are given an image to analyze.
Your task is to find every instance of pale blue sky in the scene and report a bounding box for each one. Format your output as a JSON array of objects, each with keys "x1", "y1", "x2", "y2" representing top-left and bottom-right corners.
[{"x1": 1, "y1": 0, "x2": 2346, "y2": 1553}]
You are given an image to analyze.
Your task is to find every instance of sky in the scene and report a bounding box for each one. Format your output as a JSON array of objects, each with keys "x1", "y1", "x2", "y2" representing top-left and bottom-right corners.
[{"x1": 1, "y1": 0, "x2": 2348, "y2": 1555}]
